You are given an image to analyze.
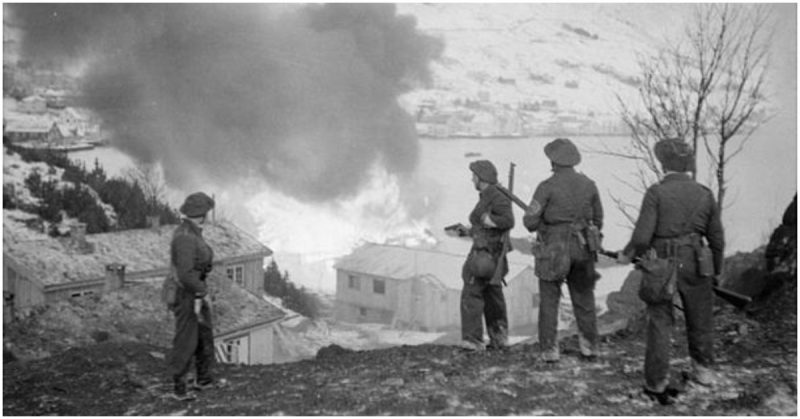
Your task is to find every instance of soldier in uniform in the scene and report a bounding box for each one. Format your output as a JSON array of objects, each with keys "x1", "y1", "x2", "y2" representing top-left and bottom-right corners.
[
  {"x1": 523, "y1": 138, "x2": 603, "y2": 363},
  {"x1": 168, "y1": 192, "x2": 216, "y2": 401},
  {"x1": 458, "y1": 160, "x2": 515, "y2": 351},
  {"x1": 619, "y1": 138, "x2": 724, "y2": 405}
]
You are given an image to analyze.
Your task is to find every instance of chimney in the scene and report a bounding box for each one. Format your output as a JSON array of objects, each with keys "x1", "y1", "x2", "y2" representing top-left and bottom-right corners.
[
  {"x1": 3, "y1": 291, "x2": 15, "y2": 324},
  {"x1": 104, "y1": 263, "x2": 126, "y2": 292},
  {"x1": 146, "y1": 215, "x2": 161, "y2": 230}
]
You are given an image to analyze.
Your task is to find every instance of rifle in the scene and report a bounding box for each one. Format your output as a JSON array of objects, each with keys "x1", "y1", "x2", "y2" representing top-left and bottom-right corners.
[
  {"x1": 490, "y1": 163, "x2": 515, "y2": 286},
  {"x1": 598, "y1": 249, "x2": 752, "y2": 308}
]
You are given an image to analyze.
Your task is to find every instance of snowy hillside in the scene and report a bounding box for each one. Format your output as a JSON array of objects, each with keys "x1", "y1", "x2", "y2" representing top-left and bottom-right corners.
[
  {"x1": 397, "y1": 3, "x2": 688, "y2": 126},
  {"x1": 3, "y1": 148, "x2": 118, "y2": 237}
]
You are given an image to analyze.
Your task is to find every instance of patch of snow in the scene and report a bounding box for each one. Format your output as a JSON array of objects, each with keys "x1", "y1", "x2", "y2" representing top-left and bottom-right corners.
[
  {"x1": 3, "y1": 209, "x2": 49, "y2": 242},
  {"x1": 2, "y1": 147, "x2": 118, "y2": 229}
]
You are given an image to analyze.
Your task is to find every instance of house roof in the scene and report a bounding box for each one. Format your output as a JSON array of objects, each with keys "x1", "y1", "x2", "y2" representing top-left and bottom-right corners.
[
  {"x1": 79, "y1": 269, "x2": 286, "y2": 340},
  {"x1": 21, "y1": 95, "x2": 46, "y2": 103},
  {"x1": 333, "y1": 242, "x2": 532, "y2": 290},
  {"x1": 4, "y1": 118, "x2": 55, "y2": 134},
  {"x1": 3, "y1": 220, "x2": 272, "y2": 287},
  {"x1": 202, "y1": 269, "x2": 286, "y2": 337}
]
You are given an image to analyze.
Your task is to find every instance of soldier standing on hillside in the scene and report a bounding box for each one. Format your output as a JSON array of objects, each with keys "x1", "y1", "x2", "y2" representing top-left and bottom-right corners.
[
  {"x1": 523, "y1": 138, "x2": 603, "y2": 363},
  {"x1": 168, "y1": 192, "x2": 216, "y2": 401},
  {"x1": 456, "y1": 160, "x2": 515, "y2": 351},
  {"x1": 618, "y1": 138, "x2": 724, "y2": 405}
]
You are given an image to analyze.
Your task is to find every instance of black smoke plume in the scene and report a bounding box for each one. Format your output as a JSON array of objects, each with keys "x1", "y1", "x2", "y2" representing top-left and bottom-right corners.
[{"x1": 9, "y1": 4, "x2": 443, "y2": 202}]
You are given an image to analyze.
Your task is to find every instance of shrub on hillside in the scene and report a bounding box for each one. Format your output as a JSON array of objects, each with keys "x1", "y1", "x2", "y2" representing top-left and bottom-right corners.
[
  {"x1": 23, "y1": 171, "x2": 112, "y2": 234},
  {"x1": 9, "y1": 145, "x2": 180, "y2": 232},
  {"x1": 3, "y1": 184, "x2": 17, "y2": 209}
]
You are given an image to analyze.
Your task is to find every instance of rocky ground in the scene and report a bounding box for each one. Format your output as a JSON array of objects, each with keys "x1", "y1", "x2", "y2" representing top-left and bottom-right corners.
[{"x1": 4, "y1": 290, "x2": 796, "y2": 416}]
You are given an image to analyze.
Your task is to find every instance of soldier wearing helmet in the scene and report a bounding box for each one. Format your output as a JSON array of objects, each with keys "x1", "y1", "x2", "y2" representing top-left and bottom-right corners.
[
  {"x1": 458, "y1": 160, "x2": 515, "y2": 351},
  {"x1": 523, "y1": 138, "x2": 604, "y2": 363},
  {"x1": 168, "y1": 192, "x2": 216, "y2": 401}
]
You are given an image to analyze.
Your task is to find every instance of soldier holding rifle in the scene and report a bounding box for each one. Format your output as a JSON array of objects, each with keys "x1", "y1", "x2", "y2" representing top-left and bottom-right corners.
[
  {"x1": 447, "y1": 160, "x2": 514, "y2": 351},
  {"x1": 617, "y1": 138, "x2": 724, "y2": 405},
  {"x1": 522, "y1": 138, "x2": 603, "y2": 363}
]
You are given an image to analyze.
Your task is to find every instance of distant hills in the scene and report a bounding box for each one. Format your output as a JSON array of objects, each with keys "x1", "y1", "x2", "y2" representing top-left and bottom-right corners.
[{"x1": 396, "y1": 3, "x2": 689, "y2": 137}]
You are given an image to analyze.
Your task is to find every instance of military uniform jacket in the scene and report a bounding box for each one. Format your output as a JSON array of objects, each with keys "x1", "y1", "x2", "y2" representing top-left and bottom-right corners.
[
  {"x1": 461, "y1": 184, "x2": 514, "y2": 281},
  {"x1": 523, "y1": 167, "x2": 603, "y2": 234},
  {"x1": 171, "y1": 219, "x2": 214, "y2": 297},
  {"x1": 623, "y1": 172, "x2": 725, "y2": 274}
]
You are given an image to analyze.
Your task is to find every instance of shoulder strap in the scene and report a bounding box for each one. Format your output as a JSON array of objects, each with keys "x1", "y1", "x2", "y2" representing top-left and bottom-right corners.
[{"x1": 170, "y1": 264, "x2": 184, "y2": 288}]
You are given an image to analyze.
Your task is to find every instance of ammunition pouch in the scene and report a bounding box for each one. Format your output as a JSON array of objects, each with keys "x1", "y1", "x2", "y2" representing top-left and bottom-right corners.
[
  {"x1": 696, "y1": 241, "x2": 715, "y2": 278},
  {"x1": 467, "y1": 249, "x2": 497, "y2": 280},
  {"x1": 584, "y1": 224, "x2": 602, "y2": 254},
  {"x1": 532, "y1": 237, "x2": 570, "y2": 282},
  {"x1": 637, "y1": 250, "x2": 678, "y2": 304}
]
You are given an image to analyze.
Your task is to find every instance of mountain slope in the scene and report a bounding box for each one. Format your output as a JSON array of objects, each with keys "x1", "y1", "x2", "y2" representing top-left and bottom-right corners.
[{"x1": 397, "y1": 3, "x2": 686, "y2": 118}]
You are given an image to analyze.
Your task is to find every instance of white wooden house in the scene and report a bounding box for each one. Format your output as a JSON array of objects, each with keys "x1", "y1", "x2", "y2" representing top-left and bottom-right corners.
[
  {"x1": 3, "y1": 118, "x2": 63, "y2": 143},
  {"x1": 204, "y1": 269, "x2": 288, "y2": 365},
  {"x1": 333, "y1": 241, "x2": 539, "y2": 333}
]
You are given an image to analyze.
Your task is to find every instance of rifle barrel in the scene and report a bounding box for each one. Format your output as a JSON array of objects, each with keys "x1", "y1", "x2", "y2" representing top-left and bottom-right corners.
[{"x1": 496, "y1": 184, "x2": 530, "y2": 212}]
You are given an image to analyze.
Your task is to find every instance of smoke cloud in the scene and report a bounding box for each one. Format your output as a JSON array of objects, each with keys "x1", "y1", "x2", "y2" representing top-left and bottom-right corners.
[{"x1": 9, "y1": 4, "x2": 443, "y2": 202}]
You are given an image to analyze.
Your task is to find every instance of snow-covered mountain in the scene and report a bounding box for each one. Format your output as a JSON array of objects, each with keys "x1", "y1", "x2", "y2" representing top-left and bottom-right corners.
[{"x1": 396, "y1": 3, "x2": 691, "y2": 134}]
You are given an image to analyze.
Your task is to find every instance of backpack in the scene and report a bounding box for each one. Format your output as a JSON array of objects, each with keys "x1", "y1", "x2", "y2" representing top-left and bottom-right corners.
[{"x1": 160, "y1": 265, "x2": 182, "y2": 309}]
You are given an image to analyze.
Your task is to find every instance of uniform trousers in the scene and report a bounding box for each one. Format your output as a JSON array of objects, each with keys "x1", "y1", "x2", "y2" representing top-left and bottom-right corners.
[
  {"x1": 644, "y1": 244, "x2": 714, "y2": 392},
  {"x1": 168, "y1": 288, "x2": 214, "y2": 392},
  {"x1": 538, "y1": 257, "x2": 598, "y2": 353},
  {"x1": 460, "y1": 277, "x2": 508, "y2": 345}
]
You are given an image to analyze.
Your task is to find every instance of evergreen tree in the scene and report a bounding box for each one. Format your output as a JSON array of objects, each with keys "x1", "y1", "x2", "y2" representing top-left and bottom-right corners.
[
  {"x1": 9, "y1": 144, "x2": 179, "y2": 233},
  {"x1": 263, "y1": 260, "x2": 284, "y2": 296},
  {"x1": 262, "y1": 260, "x2": 320, "y2": 319}
]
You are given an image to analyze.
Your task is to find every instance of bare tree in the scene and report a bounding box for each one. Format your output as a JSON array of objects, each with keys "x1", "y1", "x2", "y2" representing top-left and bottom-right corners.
[
  {"x1": 124, "y1": 162, "x2": 167, "y2": 214},
  {"x1": 697, "y1": 5, "x2": 771, "y2": 213},
  {"x1": 607, "y1": 4, "x2": 771, "y2": 221}
]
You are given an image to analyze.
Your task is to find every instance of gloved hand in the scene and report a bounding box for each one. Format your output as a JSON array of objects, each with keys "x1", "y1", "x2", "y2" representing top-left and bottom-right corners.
[
  {"x1": 712, "y1": 275, "x2": 721, "y2": 287},
  {"x1": 616, "y1": 252, "x2": 631, "y2": 265}
]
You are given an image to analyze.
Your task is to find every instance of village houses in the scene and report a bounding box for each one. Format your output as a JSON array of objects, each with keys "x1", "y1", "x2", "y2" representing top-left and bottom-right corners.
[
  {"x1": 2, "y1": 218, "x2": 296, "y2": 365},
  {"x1": 4, "y1": 95, "x2": 101, "y2": 146}
]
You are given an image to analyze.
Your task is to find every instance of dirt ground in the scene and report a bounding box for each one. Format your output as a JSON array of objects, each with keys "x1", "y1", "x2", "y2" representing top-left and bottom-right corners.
[{"x1": 4, "y1": 295, "x2": 796, "y2": 416}]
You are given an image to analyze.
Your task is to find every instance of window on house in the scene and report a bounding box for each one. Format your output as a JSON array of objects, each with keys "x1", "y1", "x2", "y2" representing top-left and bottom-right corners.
[
  {"x1": 373, "y1": 278, "x2": 385, "y2": 294},
  {"x1": 224, "y1": 338, "x2": 243, "y2": 364},
  {"x1": 359, "y1": 307, "x2": 367, "y2": 317},
  {"x1": 532, "y1": 293, "x2": 540, "y2": 308},
  {"x1": 348, "y1": 275, "x2": 360, "y2": 290},
  {"x1": 226, "y1": 265, "x2": 245, "y2": 287}
]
